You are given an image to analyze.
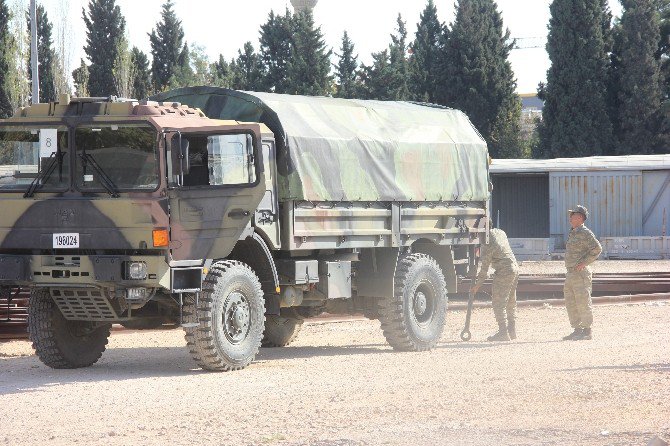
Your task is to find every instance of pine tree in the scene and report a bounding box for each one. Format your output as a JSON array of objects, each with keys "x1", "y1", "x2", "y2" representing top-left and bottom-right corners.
[
  {"x1": 334, "y1": 31, "x2": 359, "y2": 99},
  {"x1": 27, "y1": 5, "x2": 56, "y2": 103},
  {"x1": 442, "y1": 0, "x2": 523, "y2": 158},
  {"x1": 410, "y1": 0, "x2": 444, "y2": 103},
  {"x1": 538, "y1": 0, "x2": 613, "y2": 158},
  {"x1": 211, "y1": 54, "x2": 233, "y2": 88},
  {"x1": 131, "y1": 47, "x2": 151, "y2": 99},
  {"x1": 72, "y1": 58, "x2": 90, "y2": 97},
  {"x1": 112, "y1": 35, "x2": 133, "y2": 98},
  {"x1": 0, "y1": 0, "x2": 13, "y2": 117},
  {"x1": 387, "y1": 14, "x2": 410, "y2": 101},
  {"x1": 656, "y1": 0, "x2": 670, "y2": 99},
  {"x1": 286, "y1": 11, "x2": 332, "y2": 96},
  {"x1": 82, "y1": 0, "x2": 126, "y2": 97},
  {"x1": 149, "y1": 0, "x2": 184, "y2": 92},
  {"x1": 232, "y1": 42, "x2": 263, "y2": 91},
  {"x1": 259, "y1": 9, "x2": 293, "y2": 93},
  {"x1": 612, "y1": 0, "x2": 663, "y2": 154},
  {"x1": 359, "y1": 50, "x2": 395, "y2": 100}
]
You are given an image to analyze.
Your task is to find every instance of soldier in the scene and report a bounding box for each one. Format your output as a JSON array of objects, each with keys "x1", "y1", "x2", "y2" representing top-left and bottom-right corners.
[
  {"x1": 562, "y1": 205, "x2": 602, "y2": 341},
  {"x1": 471, "y1": 223, "x2": 519, "y2": 342}
]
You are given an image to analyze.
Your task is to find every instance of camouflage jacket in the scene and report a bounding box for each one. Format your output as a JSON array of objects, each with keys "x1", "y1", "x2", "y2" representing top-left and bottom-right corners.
[
  {"x1": 474, "y1": 228, "x2": 518, "y2": 286},
  {"x1": 565, "y1": 224, "x2": 602, "y2": 270}
]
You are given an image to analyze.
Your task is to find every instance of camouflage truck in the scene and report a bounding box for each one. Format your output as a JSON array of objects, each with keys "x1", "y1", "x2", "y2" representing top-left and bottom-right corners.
[{"x1": 0, "y1": 87, "x2": 490, "y2": 371}]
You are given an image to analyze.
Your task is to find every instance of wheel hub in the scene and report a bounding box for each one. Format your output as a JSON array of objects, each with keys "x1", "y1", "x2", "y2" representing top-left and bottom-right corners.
[
  {"x1": 414, "y1": 291, "x2": 428, "y2": 316},
  {"x1": 223, "y1": 292, "x2": 251, "y2": 344}
]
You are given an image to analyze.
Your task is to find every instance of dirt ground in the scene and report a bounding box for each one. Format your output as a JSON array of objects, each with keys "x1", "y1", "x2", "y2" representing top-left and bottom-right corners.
[{"x1": 1, "y1": 302, "x2": 669, "y2": 446}]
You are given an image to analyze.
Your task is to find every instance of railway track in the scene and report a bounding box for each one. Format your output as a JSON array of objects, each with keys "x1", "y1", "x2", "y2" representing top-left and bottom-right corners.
[{"x1": 1, "y1": 272, "x2": 669, "y2": 341}]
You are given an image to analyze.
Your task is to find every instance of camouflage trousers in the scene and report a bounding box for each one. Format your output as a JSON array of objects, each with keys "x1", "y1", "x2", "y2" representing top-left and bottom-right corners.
[
  {"x1": 491, "y1": 269, "x2": 519, "y2": 325},
  {"x1": 564, "y1": 269, "x2": 593, "y2": 329}
]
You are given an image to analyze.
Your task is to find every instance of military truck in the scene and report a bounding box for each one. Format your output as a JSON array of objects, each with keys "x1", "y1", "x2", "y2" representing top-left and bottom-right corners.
[{"x1": 0, "y1": 87, "x2": 490, "y2": 371}]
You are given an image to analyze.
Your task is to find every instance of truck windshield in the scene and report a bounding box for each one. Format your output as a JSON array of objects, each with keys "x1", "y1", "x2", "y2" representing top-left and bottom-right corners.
[
  {"x1": 75, "y1": 124, "x2": 159, "y2": 191},
  {"x1": 0, "y1": 126, "x2": 69, "y2": 191}
]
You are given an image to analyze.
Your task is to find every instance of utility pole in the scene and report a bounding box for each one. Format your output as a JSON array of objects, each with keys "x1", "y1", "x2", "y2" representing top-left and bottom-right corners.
[{"x1": 30, "y1": 0, "x2": 39, "y2": 104}]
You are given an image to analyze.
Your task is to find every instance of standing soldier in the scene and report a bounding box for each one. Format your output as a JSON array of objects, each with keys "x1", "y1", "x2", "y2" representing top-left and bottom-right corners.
[
  {"x1": 471, "y1": 223, "x2": 519, "y2": 342},
  {"x1": 563, "y1": 205, "x2": 602, "y2": 341}
]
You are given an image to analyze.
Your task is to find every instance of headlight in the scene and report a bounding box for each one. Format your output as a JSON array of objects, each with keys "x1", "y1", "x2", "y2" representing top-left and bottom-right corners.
[{"x1": 125, "y1": 261, "x2": 148, "y2": 280}]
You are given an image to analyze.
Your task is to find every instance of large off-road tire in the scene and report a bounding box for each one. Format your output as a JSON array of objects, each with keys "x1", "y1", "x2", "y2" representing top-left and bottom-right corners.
[
  {"x1": 378, "y1": 253, "x2": 448, "y2": 351},
  {"x1": 183, "y1": 260, "x2": 265, "y2": 372},
  {"x1": 262, "y1": 309, "x2": 304, "y2": 347},
  {"x1": 28, "y1": 288, "x2": 111, "y2": 369}
]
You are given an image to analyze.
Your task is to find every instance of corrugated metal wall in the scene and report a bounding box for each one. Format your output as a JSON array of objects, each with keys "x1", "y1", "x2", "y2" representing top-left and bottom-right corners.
[
  {"x1": 491, "y1": 175, "x2": 549, "y2": 238},
  {"x1": 642, "y1": 171, "x2": 670, "y2": 236},
  {"x1": 550, "y1": 171, "x2": 642, "y2": 246}
]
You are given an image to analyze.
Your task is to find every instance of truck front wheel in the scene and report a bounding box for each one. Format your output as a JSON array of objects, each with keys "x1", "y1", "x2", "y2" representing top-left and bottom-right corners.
[
  {"x1": 28, "y1": 288, "x2": 111, "y2": 369},
  {"x1": 378, "y1": 254, "x2": 448, "y2": 351},
  {"x1": 183, "y1": 260, "x2": 265, "y2": 371}
]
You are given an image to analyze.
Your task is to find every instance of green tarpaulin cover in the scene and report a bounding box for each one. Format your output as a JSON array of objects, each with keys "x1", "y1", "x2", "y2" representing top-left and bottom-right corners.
[{"x1": 153, "y1": 87, "x2": 490, "y2": 203}]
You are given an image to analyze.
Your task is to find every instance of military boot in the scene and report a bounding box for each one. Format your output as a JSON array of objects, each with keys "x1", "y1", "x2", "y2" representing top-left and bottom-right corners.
[
  {"x1": 576, "y1": 328, "x2": 592, "y2": 340},
  {"x1": 507, "y1": 320, "x2": 517, "y2": 340},
  {"x1": 487, "y1": 322, "x2": 511, "y2": 342},
  {"x1": 562, "y1": 328, "x2": 583, "y2": 341}
]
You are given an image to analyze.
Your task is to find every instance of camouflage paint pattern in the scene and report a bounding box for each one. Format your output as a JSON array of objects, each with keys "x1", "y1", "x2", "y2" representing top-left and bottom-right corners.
[
  {"x1": 152, "y1": 87, "x2": 491, "y2": 203},
  {"x1": 563, "y1": 224, "x2": 602, "y2": 329}
]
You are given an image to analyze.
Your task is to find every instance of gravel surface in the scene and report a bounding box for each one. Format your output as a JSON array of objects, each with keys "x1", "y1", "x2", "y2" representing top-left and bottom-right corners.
[{"x1": 2, "y1": 301, "x2": 669, "y2": 445}]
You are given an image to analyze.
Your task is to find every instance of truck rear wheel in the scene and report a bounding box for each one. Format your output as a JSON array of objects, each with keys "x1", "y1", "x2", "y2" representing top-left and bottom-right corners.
[
  {"x1": 378, "y1": 253, "x2": 448, "y2": 351},
  {"x1": 262, "y1": 309, "x2": 303, "y2": 347},
  {"x1": 28, "y1": 288, "x2": 111, "y2": 369},
  {"x1": 183, "y1": 260, "x2": 265, "y2": 371}
]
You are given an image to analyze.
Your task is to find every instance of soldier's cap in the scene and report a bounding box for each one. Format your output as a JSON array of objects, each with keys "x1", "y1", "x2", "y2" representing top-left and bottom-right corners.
[{"x1": 568, "y1": 205, "x2": 588, "y2": 220}]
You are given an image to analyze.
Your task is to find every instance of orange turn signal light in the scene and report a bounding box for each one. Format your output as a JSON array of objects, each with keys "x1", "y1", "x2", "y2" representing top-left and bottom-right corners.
[{"x1": 152, "y1": 229, "x2": 169, "y2": 247}]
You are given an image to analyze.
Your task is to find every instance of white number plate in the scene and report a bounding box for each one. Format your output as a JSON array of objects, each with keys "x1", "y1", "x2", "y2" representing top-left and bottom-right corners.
[{"x1": 53, "y1": 233, "x2": 79, "y2": 249}]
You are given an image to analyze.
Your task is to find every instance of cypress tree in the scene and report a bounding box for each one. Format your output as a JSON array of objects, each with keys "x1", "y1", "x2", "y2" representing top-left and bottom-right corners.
[
  {"x1": 538, "y1": 0, "x2": 613, "y2": 158},
  {"x1": 231, "y1": 42, "x2": 263, "y2": 91},
  {"x1": 442, "y1": 0, "x2": 523, "y2": 158},
  {"x1": 259, "y1": 9, "x2": 293, "y2": 93},
  {"x1": 657, "y1": 0, "x2": 670, "y2": 99},
  {"x1": 286, "y1": 11, "x2": 332, "y2": 96},
  {"x1": 388, "y1": 14, "x2": 410, "y2": 101},
  {"x1": 82, "y1": 0, "x2": 126, "y2": 97},
  {"x1": 130, "y1": 47, "x2": 151, "y2": 99},
  {"x1": 613, "y1": 0, "x2": 663, "y2": 154},
  {"x1": 27, "y1": 5, "x2": 56, "y2": 103},
  {"x1": 334, "y1": 31, "x2": 359, "y2": 99},
  {"x1": 410, "y1": 0, "x2": 444, "y2": 103},
  {"x1": 211, "y1": 54, "x2": 233, "y2": 88},
  {"x1": 0, "y1": 0, "x2": 12, "y2": 117},
  {"x1": 149, "y1": 0, "x2": 184, "y2": 92}
]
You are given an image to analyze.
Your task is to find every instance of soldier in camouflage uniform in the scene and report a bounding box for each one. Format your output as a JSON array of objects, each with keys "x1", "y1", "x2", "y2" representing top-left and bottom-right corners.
[
  {"x1": 471, "y1": 225, "x2": 519, "y2": 342},
  {"x1": 563, "y1": 205, "x2": 602, "y2": 341}
]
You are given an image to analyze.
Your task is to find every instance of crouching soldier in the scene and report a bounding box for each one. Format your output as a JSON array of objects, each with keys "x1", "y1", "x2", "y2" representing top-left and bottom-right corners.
[
  {"x1": 471, "y1": 224, "x2": 519, "y2": 342},
  {"x1": 563, "y1": 205, "x2": 602, "y2": 341}
]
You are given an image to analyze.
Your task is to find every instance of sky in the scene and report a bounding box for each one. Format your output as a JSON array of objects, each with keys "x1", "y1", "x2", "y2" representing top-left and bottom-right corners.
[{"x1": 35, "y1": 0, "x2": 624, "y2": 94}]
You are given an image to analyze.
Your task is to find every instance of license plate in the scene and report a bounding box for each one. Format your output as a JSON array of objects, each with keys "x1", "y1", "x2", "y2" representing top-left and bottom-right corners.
[{"x1": 53, "y1": 233, "x2": 79, "y2": 249}]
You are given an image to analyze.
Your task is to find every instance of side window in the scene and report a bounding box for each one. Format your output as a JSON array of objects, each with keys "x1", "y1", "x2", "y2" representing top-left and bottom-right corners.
[{"x1": 180, "y1": 133, "x2": 256, "y2": 187}]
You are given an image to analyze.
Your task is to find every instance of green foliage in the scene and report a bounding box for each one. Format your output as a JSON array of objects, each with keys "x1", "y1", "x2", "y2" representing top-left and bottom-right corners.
[
  {"x1": 612, "y1": 0, "x2": 663, "y2": 154},
  {"x1": 82, "y1": 0, "x2": 126, "y2": 97},
  {"x1": 259, "y1": 9, "x2": 293, "y2": 93},
  {"x1": 538, "y1": 0, "x2": 613, "y2": 158},
  {"x1": 334, "y1": 31, "x2": 359, "y2": 99},
  {"x1": 286, "y1": 11, "x2": 332, "y2": 96},
  {"x1": 130, "y1": 47, "x2": 151, "y2": 99},
  {"x1": 656, "y1": 0, "x2": 670, "y2": 99},
  {"x1": 0, "y1": 0, "x2": 13, "y2": 117},
  {"x1": 72, "y1": 58, "x2": 89, "y2": 97},
  {"x1": 231, "y1": 42, "x2": 263, "y2": 91},
  {"x1": 211, "y1": 54, "x2": 233, "y2": 88},
  {"x1": 441, "y1": 0, "x2": 523, "y2": 158},
  {"x1": 27, "y1": 5, "x2": 56, "y2": 103},
  {"x1": 359, "y1": 50, "x2": 395, "y2": 100},
  {"x1": 149, "y1": 0, "x2": 184, "y2": 92},
  {"x1": 410, "y1": 0, "x2": 444, "y2": 103}
]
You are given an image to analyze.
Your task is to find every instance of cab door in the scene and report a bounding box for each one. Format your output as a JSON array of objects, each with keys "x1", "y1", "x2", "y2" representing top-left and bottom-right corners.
[{"x1": 166, "y1": 127, "x2": 265, "y2": 261}]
